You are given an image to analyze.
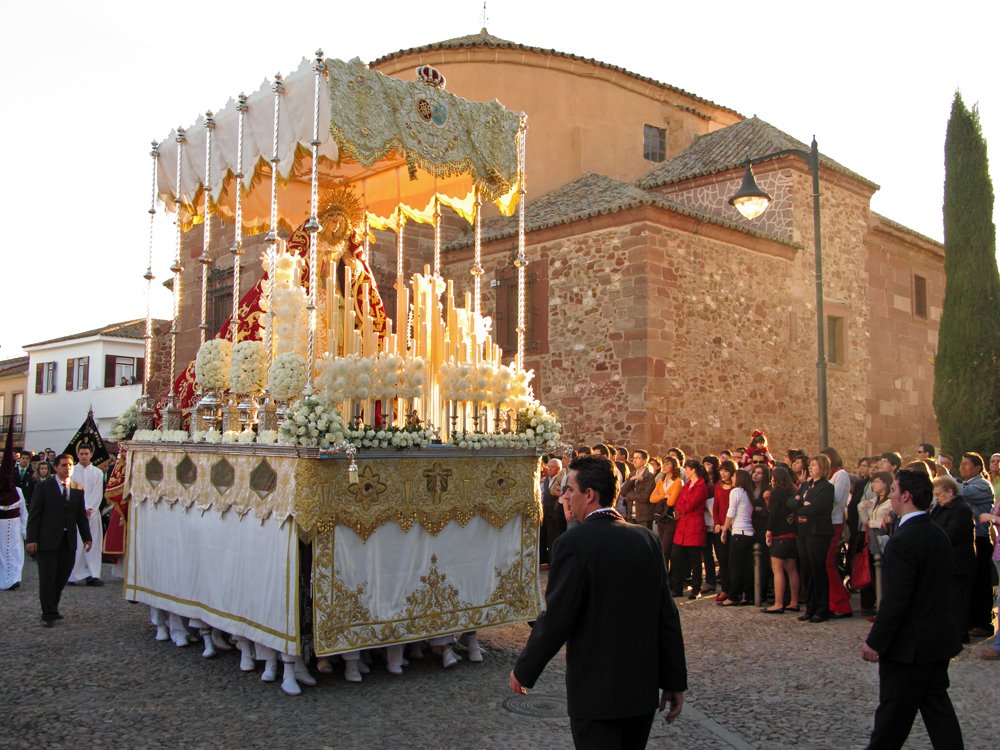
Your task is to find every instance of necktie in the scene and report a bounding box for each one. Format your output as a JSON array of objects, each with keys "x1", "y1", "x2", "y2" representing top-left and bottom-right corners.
[{"x1": 62, "y1": 483, "x2": 68, "y2": 501}]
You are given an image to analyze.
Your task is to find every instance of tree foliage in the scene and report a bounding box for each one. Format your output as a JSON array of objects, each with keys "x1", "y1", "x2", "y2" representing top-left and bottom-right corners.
[{"x1": 934, "y1": 92, "x2": 1000, "y2": 456}]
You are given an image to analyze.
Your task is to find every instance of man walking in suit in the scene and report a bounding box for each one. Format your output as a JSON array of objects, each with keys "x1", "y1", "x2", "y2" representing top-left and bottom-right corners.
[
  {"x1": 25, "y1": 453, "x2": 92, "y2": 627},
  {"x1": 861, "y1": 467, "x2": 964, "y2": 749},
  {"x1": 510, "y1": 455, "x2": 687, "y2": 750}
]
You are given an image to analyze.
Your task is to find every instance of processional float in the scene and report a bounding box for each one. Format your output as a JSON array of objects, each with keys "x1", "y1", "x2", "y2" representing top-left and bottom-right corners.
[{"x1": 118, "y1": 52, "x2": 562, "y2": 671}]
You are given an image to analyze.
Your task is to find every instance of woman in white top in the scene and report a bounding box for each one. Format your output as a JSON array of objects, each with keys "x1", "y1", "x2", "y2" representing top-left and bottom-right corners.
[{"x1": 718, "y1": 469, "x2": 756, "y2": 607}]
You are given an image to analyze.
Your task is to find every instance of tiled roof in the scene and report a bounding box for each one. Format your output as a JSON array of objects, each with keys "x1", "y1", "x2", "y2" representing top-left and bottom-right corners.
[
  {"x1": 445, "y1": 172, "x2": 796, "y2": 250},
  {"x1": 0, "y1": 356, "x2": 29, "y2": 378},
  {"x1": 639, "y1": 116, "x2": 878, "y2": 190},
  {"x1": 871, "y1": 213, "x2": 943, "y2": 247},
  {"x1": 372, "y1": 29, "x2": 741, "y2": 118},
  {"x1": 24, "y1": 319, "x2": 170, "y2": 349}
]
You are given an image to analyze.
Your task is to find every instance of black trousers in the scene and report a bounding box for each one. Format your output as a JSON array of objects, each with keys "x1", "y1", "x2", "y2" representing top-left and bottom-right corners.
[
  {"x1": 727, "y1": 534, "x2": 755, "y2": 601},
  {"x1": 950, "y1": 575, "x2": 973, "y2": 642},
  {"x1": 543, "y1": 505, "x2": 567, "y2": 563},
  {"x1": 670, "y1": 545, "x2": 703, "y2": 594},
  {"x1": 797, "y1": 534, "x2": 831, "y2": 618},
  {"x1": 570, "y1": 712, "x2": 655, "y2": 750},
  {"x1": 702, "y1": 532, "x2": 717, "y2": 588},
  {"x1": 713, "y1": 533, "x2": 729, "y2": 594},
  {"x1": 969, "y1": 536, "x2": 995, "y2": 633},
  {"x1": 36, "y1": 539, "x2": 75, "y2": 622},
  {"x1": 866, "y1": 658, "x2": 963, "y2": 750}
]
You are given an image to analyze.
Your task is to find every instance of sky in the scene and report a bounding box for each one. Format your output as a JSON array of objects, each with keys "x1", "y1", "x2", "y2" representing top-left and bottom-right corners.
[{"x1": 1, "y1": 0, "x2": 996, "y2": 358}]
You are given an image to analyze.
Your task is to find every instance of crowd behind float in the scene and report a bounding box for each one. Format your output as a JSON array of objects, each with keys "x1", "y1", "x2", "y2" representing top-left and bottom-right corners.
[{"x1": 4, "y1": 430, "x2": 1000, "y2": 696}]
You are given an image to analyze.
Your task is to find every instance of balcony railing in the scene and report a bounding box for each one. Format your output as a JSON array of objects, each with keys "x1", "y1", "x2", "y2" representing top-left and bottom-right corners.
[{"x1": 0, "y1": 414, "x2": 24, "y2": 435}]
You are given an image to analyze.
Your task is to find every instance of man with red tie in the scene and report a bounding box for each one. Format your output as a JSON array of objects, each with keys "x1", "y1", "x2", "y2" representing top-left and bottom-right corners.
[{"x1": 25, "y1": 453, "x2": 92, "y2": 627}]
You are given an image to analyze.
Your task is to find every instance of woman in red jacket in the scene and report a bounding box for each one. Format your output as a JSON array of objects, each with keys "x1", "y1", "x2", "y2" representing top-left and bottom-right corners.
[{"x1": 670, "y1": 460, "x2": 710, "y2": 599}]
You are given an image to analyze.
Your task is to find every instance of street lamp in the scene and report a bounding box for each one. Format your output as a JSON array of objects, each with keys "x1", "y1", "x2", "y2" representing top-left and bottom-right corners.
[{"x1": 728, "y1": 137, "x2": 828, "y2": 450}]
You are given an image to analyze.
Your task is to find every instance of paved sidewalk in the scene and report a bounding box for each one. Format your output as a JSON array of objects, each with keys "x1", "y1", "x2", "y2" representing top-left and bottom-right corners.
[{"x1": 2, "y1": 562, "x2": 995, "y2": 749}]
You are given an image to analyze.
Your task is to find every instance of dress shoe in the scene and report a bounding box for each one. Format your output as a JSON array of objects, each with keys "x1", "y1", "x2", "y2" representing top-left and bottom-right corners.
[
  {"x1": 785, "y1": 605, "x2": 801, "y2": 612},
  {"x1": 761, "y1": 607, "x2": 784, "y2": 614},
  {"x1": 6, "y1": 582, "x2": 19, "y2": 590},
  {"x1": 718, "y1": 599, "x2": 738, "y2": 607},
  {"x1": 980, "y1": 647, "x2": 1000, "y2": 660},
  {"x1": 808, "y1": 615, "x2": 829, "y2": 623},
  {"x1": 442, "y1": 647, "x2": 461, "y2": 669},
  {"x1": 715, "y1": 592, "x2": 728, "y2": 602},
  {"x1": 86, "y1": 577, "x2": 104, "y2": 587},
  {"x1": 343, "y1": 660, "x2": 363, "y2": 682},
  {"x1": 54, "y1": 613, "x2": 63, "y2": 620},
  {"x1": 42, "y1": 619, "x2": 54, "y2": 628},
  {"x1": 797, "y1": 613, "x2": 813, "y2": 622}
]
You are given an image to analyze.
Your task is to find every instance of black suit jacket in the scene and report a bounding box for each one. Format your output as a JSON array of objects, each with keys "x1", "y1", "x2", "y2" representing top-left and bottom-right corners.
[
  {"x1": 929, "y1": 499, "x2": 976, "y2": 577},
  {"x1": 15, "y1": 467, "x2": 35, "y2": 498},
  {"x1": 795, "y1": 477, "x2": 835, "y2": 536},
  {"x1": 26, "y1": 477, "x2": 91, "y2": 553},
  {"x1": 513, "y1": 510, "x2": 687, "y2": 720},
  {"x1": 865, "y1": 513, "x2": 962, "y2": 663}
]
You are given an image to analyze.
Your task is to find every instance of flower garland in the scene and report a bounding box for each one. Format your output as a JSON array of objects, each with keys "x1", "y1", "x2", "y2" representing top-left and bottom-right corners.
[
  {"x1": 453, "y1": 401, "x2": 562, "y2": 451},
  {"x1": 230, "y1": 340, "x2": 268, "y2": 394},
  {"x1": 279, "y1": 392, "x2": 435, "y2": 450},
  {"x1": 195, "y1": 338, "x2": 233, "y2": 391},
  {"x1": 268, "y1": 352, "x2": 309, "y2": 402}
]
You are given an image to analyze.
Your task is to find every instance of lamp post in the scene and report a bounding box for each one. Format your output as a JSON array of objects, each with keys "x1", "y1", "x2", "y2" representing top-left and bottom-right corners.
[{"x1": 729, "y1": 137, "x2": 828, "y2": 450}]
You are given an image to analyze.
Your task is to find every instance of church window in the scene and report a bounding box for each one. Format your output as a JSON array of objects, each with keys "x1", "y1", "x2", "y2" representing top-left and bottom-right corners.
[
  {"x1": 207, "y1": 266, "x2": 234, "y2": 338},
  {"x1": 36, "y1": 361, "x2": 56, "y2": 394},
  {"x1": 643, "y1": 124, "x2": 666, "y2": 163},
  {"x1": 493, "y1": 258, "x2": 549, "y2": 360},
  {"x1": 827, "y1": 316, "x2": 846, "y2": 366},
  {"x1": 913, "y1": 274, "x2": 928, "y2": 319}
]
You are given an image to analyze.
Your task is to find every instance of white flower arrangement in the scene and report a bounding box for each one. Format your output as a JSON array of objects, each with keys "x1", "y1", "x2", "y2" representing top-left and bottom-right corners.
[
  {"x1": 504, "y1": 367, "x2": 535, "y2": 409},
  {"x1": 190, "y1": 430, "x2": 206, "y2": 443},
  {"x1": 203, "y1": 429, "x2": 222, "y2": 444},
  {"x1": 316, "y1": 353, "x2": 423, "y2": 408},
  {"x1": 230, "y1": 340, "x2": 268, "y2": 394},
  {"x1": 440, "y1": 361, "x2": 474, "y2": 402},
  {"x1": 111, "y1": 403, "x2": 140, "y2": 441},
  {"x1": 161, "y1": 430, "x2": 190, "y2": 443},
  {"x1": 256, "y1": 429, "x2": 279, "y2": 444},
  {"x1": 195, "y1": 338, "x2": 233, "y2": 391},
  {"x1": 133, "y1": 429, "x2": 162, "y2": 443},
  {"x1": 279, "y1": 393, "x2": 348, "y2": 448},
  {"x1": 222, "y1": 430, "x2": 242, "y2": 443},
  {"x1": 237, "y1": 429, "x2": 256, "y2": 444},
  {"x1": 398, "y1": 357, "x2": 425, "y2": 400},
  {"x1": 268, "y1": 352, "x2": 309, "y2": 402}
]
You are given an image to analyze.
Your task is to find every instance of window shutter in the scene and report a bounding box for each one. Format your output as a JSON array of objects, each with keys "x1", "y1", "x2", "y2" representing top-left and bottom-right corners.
[
  {"x1": 104, "y1": 355, "x2": 116, "y2": 388},
  {"x1": 66, "y1": 358, "x2": 75, "y2": 391},
  {"x1": 136, "y1": 358, "x2": 145, "y2": 385},
  {"x1": 35, "y1": 363, "x2": 42, "y2": 394},
  {"x1": 81, "y1": 357, "x2": 89, "y2": 390}
]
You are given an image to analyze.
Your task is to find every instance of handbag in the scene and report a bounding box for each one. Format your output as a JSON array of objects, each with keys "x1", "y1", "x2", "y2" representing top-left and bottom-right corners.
[{"x1": 849, "y1": 547, "x2": 872, "y2": 591}]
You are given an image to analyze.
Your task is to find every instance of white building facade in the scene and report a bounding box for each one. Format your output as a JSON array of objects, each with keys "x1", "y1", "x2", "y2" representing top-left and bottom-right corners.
[{"x1": 22, "y1": 320, "x2": 163, "y2": 451}]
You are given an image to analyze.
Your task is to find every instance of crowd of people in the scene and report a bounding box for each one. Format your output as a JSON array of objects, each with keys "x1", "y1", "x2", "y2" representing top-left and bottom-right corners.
[{"x1": 539, "y1": 432, "x2": 1000, "y2": 657}]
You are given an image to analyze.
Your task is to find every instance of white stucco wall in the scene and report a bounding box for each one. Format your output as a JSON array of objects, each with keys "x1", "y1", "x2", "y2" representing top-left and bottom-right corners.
[{"x1": 23, "y1": 335, "x2": 145, "y2": 451}]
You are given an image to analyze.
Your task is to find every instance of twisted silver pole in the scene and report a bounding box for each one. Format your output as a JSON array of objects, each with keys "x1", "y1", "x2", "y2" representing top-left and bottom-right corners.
[
  {"x1": 199, "y1": 111, "x2": 216, "y2": 345},
  {"x1": 472, "y1": 188, "x2": 483, "y2": 316},
  {"x1": 265, "y1": 74, "x2": 284, "y2": 364},
  {"x1": 305, "y1": 50, "x2": 325, "y2": 382},
  {"x1": 231, "y1": 94, "x2": 248, "y2": 346},
  {"x1": 168, "y1": 127, "x2": 186, "y2": 395},
  {"x1": 433, "y1": 197, "x2": 442, "y2": 277},
  {"x1": 143, "y1": 141, "x2": 159, "y2": 397},
  {"x1": 515, "y1": 114, "x2": 528, "y2": 369}
]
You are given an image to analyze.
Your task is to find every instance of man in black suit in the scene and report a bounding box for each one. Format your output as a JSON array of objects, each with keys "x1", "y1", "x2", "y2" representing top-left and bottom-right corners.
[
  {"x1": 510, "y1": 455, "x2": 687, "y2": 750},
  {"x1": 14, "y1": 452, "x2": 34, "y2": 506},
  {"x1": 25, "y1": 453, "x2": 92, "y2": 628},
  {"x1": 861, "y1": 467, "x2": 964, "y2": 749}
]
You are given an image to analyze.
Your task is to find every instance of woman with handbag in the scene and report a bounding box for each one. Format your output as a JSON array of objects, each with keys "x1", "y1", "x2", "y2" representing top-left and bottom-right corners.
[
  {"x1": 653, "y1": 456, "x2": 682, "y2": 566},
  {"x1": 670, "y1": 461, "x2": 709, "y2": 598},
  {"x1": 762, "y1": 466, "x2": 800, "y2": 613},
  {"x1": 794, "y1": 454, "x2": 835, "y2": 623}
]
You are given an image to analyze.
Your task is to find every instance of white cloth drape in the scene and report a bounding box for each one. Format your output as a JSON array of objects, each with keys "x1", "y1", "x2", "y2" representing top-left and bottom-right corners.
[
  {"x1": 125, "y1": 500, "x2": 300, "y2": 655},
  {"x1": 0, "y1": 488, "x2": 26, "y2": 590}
]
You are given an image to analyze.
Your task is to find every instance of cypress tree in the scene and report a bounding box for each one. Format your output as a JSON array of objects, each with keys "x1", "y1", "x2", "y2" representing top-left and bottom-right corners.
[{"x1": 934, "y1": 92, "x2": 1000, "y2": 456}]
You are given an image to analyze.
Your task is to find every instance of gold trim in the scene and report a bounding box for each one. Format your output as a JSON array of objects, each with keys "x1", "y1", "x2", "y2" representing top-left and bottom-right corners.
[{"x1": 312, "y1": 516, "x2": 540, "y2": 656}]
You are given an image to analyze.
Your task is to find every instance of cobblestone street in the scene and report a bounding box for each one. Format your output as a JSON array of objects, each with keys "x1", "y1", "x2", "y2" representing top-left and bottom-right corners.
[{"x1": 2, "y1": 562, "x2": 996, "y2": 749}]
